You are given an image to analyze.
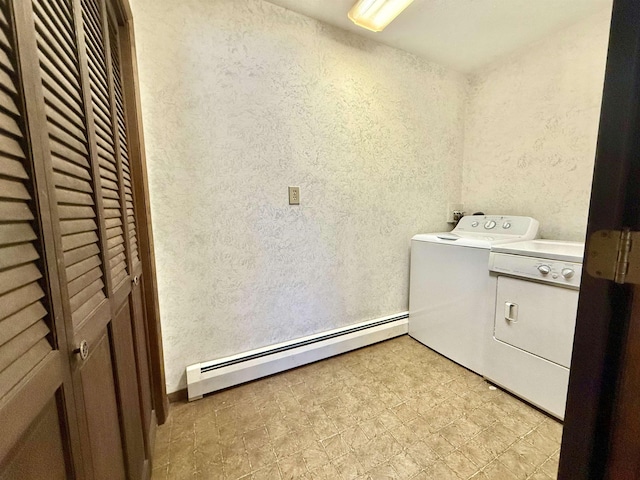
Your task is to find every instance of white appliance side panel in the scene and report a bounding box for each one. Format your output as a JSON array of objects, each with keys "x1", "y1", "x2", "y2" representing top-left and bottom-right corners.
[
  {"x1": 409, "y1": 241, "x2": 493, "y2": 375},
  {"x1": 494, "y1": 276, "x2": 579, "y2": 368},
  {"x1": 485, "y1": 338, "x2": 570, "y2": 419}
]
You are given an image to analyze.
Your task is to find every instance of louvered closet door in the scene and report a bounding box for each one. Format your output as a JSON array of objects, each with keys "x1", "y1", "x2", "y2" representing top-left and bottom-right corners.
[
  {"x1": 81, "y1": 0, "x2": 148, "y2": 477},
  {"x1": 0, "y1": 1, "x2": 74, "y2": 478},
  {"x1": 28, "y1": 0, "x2": 129, "y2": 477},
  {"x1": 107, "y1": 5, "x2": 154, "y2": 460}
]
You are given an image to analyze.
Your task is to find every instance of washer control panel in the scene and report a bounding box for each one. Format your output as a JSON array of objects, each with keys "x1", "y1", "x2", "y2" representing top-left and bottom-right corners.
[
  {"x1": 453, "y1": 215, "x2": 539, "y2": 238},
  {"x1": 489, "y1": 253, "x2": 582, "y2": 289}
]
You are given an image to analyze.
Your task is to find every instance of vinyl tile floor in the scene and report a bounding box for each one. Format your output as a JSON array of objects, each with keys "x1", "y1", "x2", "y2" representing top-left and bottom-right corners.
[{"x1": 151, "y1": 335, "x2": 562, "y2": 480}]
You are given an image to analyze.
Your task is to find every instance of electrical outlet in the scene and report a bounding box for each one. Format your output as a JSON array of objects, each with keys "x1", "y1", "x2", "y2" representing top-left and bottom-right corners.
[
  {"x1": 289, "y1": 186, "x2": 300, "y2": 205},
  {"x1": 447, "y1": 203, "x2": 464, "y2": 223}
]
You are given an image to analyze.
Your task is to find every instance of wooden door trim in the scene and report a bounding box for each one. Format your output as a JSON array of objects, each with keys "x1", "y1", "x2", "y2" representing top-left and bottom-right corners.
[
  {"x1": 559, "y1": 0, "x2": 640, "y2": 477},
  {"x1": 111, "y1": 0, "x2": 169, "y2": 424}
]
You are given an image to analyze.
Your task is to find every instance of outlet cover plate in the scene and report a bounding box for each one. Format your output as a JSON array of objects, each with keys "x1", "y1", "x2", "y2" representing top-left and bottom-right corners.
[
  {"x1": 447, "y1": 203, "x2": 464, "y2": 223},
  {"x1": 289, "y1": 186, "x2": 300, "y2": 205}
]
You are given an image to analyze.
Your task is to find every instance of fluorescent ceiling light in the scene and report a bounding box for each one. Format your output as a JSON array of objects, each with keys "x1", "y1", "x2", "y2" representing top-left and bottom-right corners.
[{"x1": 348, "y1": 0, "x2": 414, "y2": 32}]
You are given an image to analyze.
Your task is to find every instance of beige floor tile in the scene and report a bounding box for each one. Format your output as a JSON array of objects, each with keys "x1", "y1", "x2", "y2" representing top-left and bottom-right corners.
[
  {"x1": 196, "y1": 461, "x2": 224, "y2": 480},
  {"x1": 299, "y1": 441, "x2": 328, "y2": 471},
  {"x1": 536, "y1": 420, "x2": 564, "y2": 444},
  {"x1": 522, "y1": 430, "x2": 560, "y2": 457},
  {"x1": 243, "y1": 426, "x2": 269, "y2": 450},
  {"x1": 321, "y1": 433, "x2": 349, "y2": 459},
  {"x1": 247, "y1": 443, "x2": 277, "y2": 471},
  {"x1": 151, "y1": 465, "x2": 169, "y2": 480},
  {"x1": 388, "y1": 451, "x2": 422, "y2": 479},
  {"x1": 540, "y1": 453, "x2": 560, "y2": 478},
  {"x1": 457, "y1": 440, "x2": 495, "y2": 467},
  {"x1": 333, "y1": 452, "x2": 366, "y2": 480},
  {"x1": 222, "y1": 452, "x2": 251, "y2": 480},
  {"x1": 251, "y1": 462, "x2": 282, "y2": 480},
  {"x1": 308, "y1": 461, "x2": 340, "y2": 479},
  {"x1": 366, "y1": 462, "x2": 397, "y2": 479},
  {"x1": 422, "y1": 432, "x2": 457, "y2": 457},
  {"x1": 278, "y1": 452, "x2": 308, "y2": 480},
  {"x1": 272, "y1": 434, "x2": 301, "y2": 459},
  {"x1": 444, "y1": 449, "x2": 480, "y2": 479},
  {"x1": 424, "y1": 459, "x2": 462, "y2": 479},
  {"x1": 389, "y1": 424, "x2": 420, "y2": 447},
  {"x1": 155, "y1": 438, "x2": 171, "y2": 468},
  {"x1": 378, "y1": 409, "x2": 403, "y2": 431},
  {"x1": 406, "y1": 440, "x2": 439, "y2": 467},
  {"x1": 509, "y1": 438, "x2": 549, "y2": 469},
  {"x1": 497, "y1": 448, "x2": 537, "y2": 479},
  {"x1": 360, "y1": 417, "x2": 388, "y2": 440},
  {"x1": 390, "y1": 402, "x2": 419, "y2": 424},
  {"x1": 528, "y1": 471, "x2": 555, "y2": 480},
  {"x1": 167, "y1": 450, "x2": 197, "y2": 480},
  {"x1": 155, "y1": 337, "x2": 563, "y2": 480},
  {"x1": 341, "y1": 425, "x2": 369, "y2": 450},
  {"x1": 482, "y1": 460, "x2": 520, "y2": 480}
]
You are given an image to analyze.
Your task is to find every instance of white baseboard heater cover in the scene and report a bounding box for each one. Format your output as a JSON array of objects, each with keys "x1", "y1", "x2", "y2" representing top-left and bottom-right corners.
[{"x1": 186, "y1": 312, "x2": 408, "y2": 401}]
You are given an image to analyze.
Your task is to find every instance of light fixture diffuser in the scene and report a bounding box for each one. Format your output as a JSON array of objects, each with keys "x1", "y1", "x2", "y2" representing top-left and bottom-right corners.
[{"x1": 348, "y1": 0, "x2": 414, "y2": 32}]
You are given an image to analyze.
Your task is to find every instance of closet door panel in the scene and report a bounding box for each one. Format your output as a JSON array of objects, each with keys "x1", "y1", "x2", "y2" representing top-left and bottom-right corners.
[
  {"x1": 29, "y1": 0, "x2": 129, "y2": 478},
  {"x1": 32, "y1": 0, "x2": 108, "y2": 330},
  {"x1": 79, "y1": 332, "x2": 125, "y2": 480},
  {"x1": 80, "y1": 0, "x2": 147, "y2": 477},
  {"x1": 0, "y1": 1, "x2": 72, "y2": 477},
  {"x1": 108, "y1": 8, "x2": 153, "y2": 456},
  {"x1": 0, "y1": 398, "x2": 68, "y2": 480},
  {"x1": 81, "y1": 0, "x2": 127, "y2": 293}
]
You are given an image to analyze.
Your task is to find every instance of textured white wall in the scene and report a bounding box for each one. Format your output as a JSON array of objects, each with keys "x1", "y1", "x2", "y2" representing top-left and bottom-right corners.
[
  {"x1": 461, "y1": 9, "x2": 611, "y2": 241},
  {"x1": 131, "y1": 0, "x2": 467, "y2": 393}
]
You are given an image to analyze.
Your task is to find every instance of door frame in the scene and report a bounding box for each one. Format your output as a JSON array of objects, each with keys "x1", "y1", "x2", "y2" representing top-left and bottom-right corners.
[{"x1": 559, "y1": 0, "x2": 640, "y2": 477}]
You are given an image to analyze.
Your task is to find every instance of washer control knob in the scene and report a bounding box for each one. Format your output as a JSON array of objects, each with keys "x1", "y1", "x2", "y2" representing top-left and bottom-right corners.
[
  {"x1": 538, "y1": 265, "x2": 551, "y2": 275},
  {"x1": 562, "y1": 268, "x2": 575, "y2": 279},
  {"x1": 471, "y1": 221, "x2": 479, "y2": 227},
  {"x1": 502, "y1": 222, "x2": 511, "y2": 229},
  {"x1": 484, "y1": 220, "x2": 497, "y2": 230}
]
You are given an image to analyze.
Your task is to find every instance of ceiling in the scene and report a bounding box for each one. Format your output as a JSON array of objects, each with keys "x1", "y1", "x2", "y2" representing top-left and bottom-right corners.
[{"x1": 264, "y1": 0, "x2": 612, "y2": 72}]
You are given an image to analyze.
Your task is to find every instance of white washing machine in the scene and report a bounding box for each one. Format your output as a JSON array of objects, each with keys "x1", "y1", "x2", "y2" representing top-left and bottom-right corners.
[
  {"x1": 409, "y1": 215, "x2": 539, "y2": 375},
  {"x1": 487, "y1": 240, "x2": 584, "y2": 419}
]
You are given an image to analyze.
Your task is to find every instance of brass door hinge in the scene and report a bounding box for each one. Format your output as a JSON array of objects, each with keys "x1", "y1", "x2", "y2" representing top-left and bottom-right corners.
[{"x1": 587, "y1": 229, "x2": 640, "y2": 285}]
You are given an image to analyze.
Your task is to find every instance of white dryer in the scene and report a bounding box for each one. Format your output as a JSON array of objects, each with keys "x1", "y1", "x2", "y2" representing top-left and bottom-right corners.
[
  {"x1": 409, "y1": 215, "x2": 539, "y2": 375},
  {"x1": 487, "y1": 240, "x2": 584, "y2": 419}
]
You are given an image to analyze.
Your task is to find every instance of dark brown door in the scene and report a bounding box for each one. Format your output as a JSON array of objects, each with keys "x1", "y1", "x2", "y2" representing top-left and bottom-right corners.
[
  {"x1": 0, "y1": 0, "x2": 78, "y2": 477},
  {"x1": 1, "y1": 0, "x2": 157, "y2": 478},
  {"x1": 559, "y1": 0, "x2": 640, "y2": 477}
]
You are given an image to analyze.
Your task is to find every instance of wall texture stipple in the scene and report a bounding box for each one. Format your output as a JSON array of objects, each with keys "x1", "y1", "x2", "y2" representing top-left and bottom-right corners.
[
  {"x1": 462, "y1": 9, "x2": 611, "y2": 241},
  {"x1": 131, "y1": 0, "x2": 467, "y2": 392}
]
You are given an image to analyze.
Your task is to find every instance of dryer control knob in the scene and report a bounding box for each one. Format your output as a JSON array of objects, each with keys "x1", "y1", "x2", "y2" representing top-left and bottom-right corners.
[
  {"x1": 562, "y1": 268, "x2": 575, "y2": 279},
  {"x1": 502, "y1": 222, "x2": 511, "y2": 229},
  {"x1": 538, "y1": 265, "x2": 551, "y2": 275},
  {"x1": 484, "y1": 220, "x2": 496, "y2": 229},
  {"x1": 471, "y1": 221, "x2": 479, "y2": 227}
]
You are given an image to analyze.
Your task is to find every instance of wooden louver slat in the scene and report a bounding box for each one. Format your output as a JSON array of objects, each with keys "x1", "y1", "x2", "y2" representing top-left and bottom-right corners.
[
  {"x1": 0, "y1": 0, "x2": 53, "y2": 402},
  {"x1": 32, "y1": 0, "x2": 106, "y2": 326},
  {"x1": 108, "y1": 15, "x2": 139, "y2": 269},
  {"x1": 82, "y1": 0, "x2": 128, "y2": 289}
]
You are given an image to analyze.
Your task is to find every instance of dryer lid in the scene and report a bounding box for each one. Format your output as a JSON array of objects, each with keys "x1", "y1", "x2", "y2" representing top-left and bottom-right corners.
[{"x1": 491, "y1": 239, "x2": 584, "y2": 263}]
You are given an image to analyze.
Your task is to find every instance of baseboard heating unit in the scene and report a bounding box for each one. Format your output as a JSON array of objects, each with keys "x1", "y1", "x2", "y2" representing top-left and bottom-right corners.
[{"x1": 185, "y1": 312, "x2": 408, "y2": 401}]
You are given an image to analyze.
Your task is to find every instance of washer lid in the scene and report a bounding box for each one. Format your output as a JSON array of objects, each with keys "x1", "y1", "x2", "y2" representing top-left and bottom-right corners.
[
  {"x1": 412, "y1": 232, "x2": 534, "y2": 249},
  {"x1": 491, "y1": 239, "x2": 585, "y2": 263}
]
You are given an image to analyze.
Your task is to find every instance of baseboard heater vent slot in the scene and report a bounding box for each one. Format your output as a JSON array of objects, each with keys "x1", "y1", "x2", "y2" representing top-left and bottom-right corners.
[{"x1": 186, "y1": 312, "x2": 408, "y2": 401}]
